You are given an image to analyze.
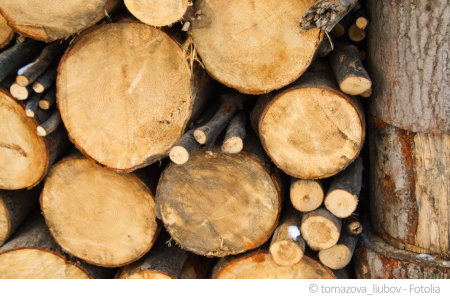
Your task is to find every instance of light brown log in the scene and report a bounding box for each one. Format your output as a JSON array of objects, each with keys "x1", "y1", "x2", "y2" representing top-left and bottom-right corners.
[
  {"x1": 318, "y1": 232, "x2": 358, "y2": 269},
  {"x1": 0, "y1": 188, "x2": 39, "y2": 246},
  {"x1": 190, "y1": 0, "x2": 323, "y2": 94},
  {"x1": 124, "y1": 0, "x2": 189, "y2": 27},
  {"x1": 355, "y1": 11, "x2": 368, "y2": 30},
  {"x1": 0, "y1": 14, "x2": 13, "y2": 49},
  {"x1": 324, "y1": 156, "x2": 362, "y2": 218},
  {"x1": 347, "y1": 24, "x2": 365, "y2": 42},
  {"x1": 32, "y1": 64, "x2": 57, "y2": 93},
  {"x1": 40, "y1": 156, "x2": 160, "y2": 267},
  {"x1": 0, "y1": 90, "x2": 68, "y2": 190},
  {"x1": 10, "y1": 82, "x2": 32, "y2": 100},
  {"x1": 0, "y1": 213, "x2": 115, "y2": 279},
  {"x1": 300, "y1": 207, "x2": 342, "y2": 251},
  {"x1": 37, "y1": 110, "x2": 61, "y2": 137},
  {"x1": 0, "y1": 0, "x2": 120, "y2": 42},
  {"x1": 156, "y1": 139, "x2": 282, "y2": 257},
  {"x1": 58, "y1": 22, "x2": 209, "y2": 172},
  {"x1": 354, "y1": 230, "x2": 449, "y2": 279},
  {"x1": 250, "y1": 63, "x2": 365, "y2": 179},
  {"x1": 369, "y1": 118, "x2": 449, "y2": 257},
  {"x1": 269, "y1": 206, "x2": 305, "y2": 266},
  {"x1": 367, "y1": 1, "x2": 449, "y2": 133},
  {"x1": 290, "y1": 179, "x2": 324, "y2": 212},
  {"x1": 212, "y1": 250, "x2": 335, "y2": 279}
]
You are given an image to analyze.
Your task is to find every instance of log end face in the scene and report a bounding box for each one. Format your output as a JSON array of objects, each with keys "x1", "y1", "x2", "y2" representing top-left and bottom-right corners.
[
  {"x1": 38, "y1": 100, "x2": 51, "y2": 110},
  {"x1": 124, "y1": 0, "x2": 189, "y2": 27},
  {"x1": 318, "y1": 244, "x2": 352, "y2": 270},
  {"x1": 193, "y1": 129, "x2": 207, "y2": 145},
  {"x1": 32, "y1": 82, "x2": 45, "y2": 94},
  {"x1": 222, "y1": 136, "x2": 244, "y2": 154},
  {"x1": 15, "y1": 75, "x2": 29, "y2": 87},
  {"x1": 340, "y1": 76, "x2": 372, "y2": 96},
  {"x1": 290, "y1": 179, "x2": 324, "y2": 212},
  {"x1": 324, "y1": 190, "x2": 358, "y2": 218},
  {"x1": 301, "y1": 215, "x2": 340, "y2": 251},
  {"x1": 269, "y1": 240, "x2": 304, "y2": 266},
  {"x1": 36, "y1": 126, "x2": 47, "y2": 137},
  {"x1": 10, "y1": 83, "x2": 29, "y2": 100},
  {"x1": 169, "y1": 146, "x2": 190, "y2": 165}
]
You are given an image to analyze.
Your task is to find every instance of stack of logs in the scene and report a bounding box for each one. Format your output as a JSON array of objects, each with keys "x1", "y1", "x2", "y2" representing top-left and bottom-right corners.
[{"x1": 0, "y1": 0, "x2": 447, "y2": 279}]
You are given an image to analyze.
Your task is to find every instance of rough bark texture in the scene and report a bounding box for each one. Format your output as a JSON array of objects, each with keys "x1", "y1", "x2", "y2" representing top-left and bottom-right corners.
[
  {"x1": 0, "y1": 213, "x2": 115, "y2": 279},
  {"x1": 354, "y1": 230, "x2": 449, "y2": 279},
  {"x1": 369, "y1": 118, "x2": 449, "y2": 257},
  {"x1": 367, "y1": 0, "x2": 449, "y2": 134},
  {"x1": 37, "y1": 110, "x2": 61, "y2": 137},
  {"x1": 300, "y1": 0, "x2": 358, "y2": 32}
]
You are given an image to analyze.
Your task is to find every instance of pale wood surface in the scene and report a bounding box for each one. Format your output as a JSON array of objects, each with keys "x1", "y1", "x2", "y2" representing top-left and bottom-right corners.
[{"x1": 124, "y1": 0, "x2": 189, "y2": 27}]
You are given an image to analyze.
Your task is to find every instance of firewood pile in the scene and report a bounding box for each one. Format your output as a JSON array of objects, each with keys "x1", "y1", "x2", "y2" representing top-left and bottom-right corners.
[{"x1": 1, "y1": 0, "x2": 447, "y2": 279}]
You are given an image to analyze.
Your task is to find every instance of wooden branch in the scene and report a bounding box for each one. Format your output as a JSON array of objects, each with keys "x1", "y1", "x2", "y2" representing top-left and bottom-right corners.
[
  {"x1": 318, "y1": 232, "x2": 358, "y2": 269},
  {"x1": 38, "y1": 85, "x2": 56, "y2": 110},
  {"x1": 194, "y1": 93, "x2": 245, "y2": 145},
  {"x1": 32, "y1": 64, "x2": 57, "y2": 93},
  {"x1": 324, "y1": 156, "x2": 363, "y2": 218},
  {"x1": 16, "y1": 40, "x2": 68, "y2": 87},
  {"x1": 300, "y1": 207, "x2": 341, "y2": 251},
  {"x1": 0, "y1": 38, "x2": 43, "y2": 82},
  {"x1": 221, "y1": 111, "x2": 247, "y2": 154},
  {"x1": 300, "y1": 0, "x2": 358, "y2": 32},
  {"x1": 37, "y1": 110, "x2": 61, "y2": 137},
  {"x1": 290, "y1": 178, "x2": 324, "y2": 212},
  {"x1": 25, "y1": 93, "x2": 41, "y2": 118},
  {"x1": 9, "y1": 82, "x2": 32, "y2": 100},
  {"x1": 329, "y1": 42, "x2": 372, "y2": 95}
]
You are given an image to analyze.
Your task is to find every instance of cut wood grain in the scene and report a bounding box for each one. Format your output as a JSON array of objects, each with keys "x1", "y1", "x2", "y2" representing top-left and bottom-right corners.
[
  {"x1": 222, "y1": 111, "x2": 247, "y2": 154},
  {"x1": 318, "y1": 232, "x2": 358, "y2": 269},
  {"x1": 290, "y1": 179, "x2": 324, "y2": 212},
  {"x1": 0, "y1": 14, "x2": 13, "y2": 49},
  {"x1": 300, "y1": 207, "x2": 341, "y2": 251},
  {"x1": 124, "y1": 0, "x2": 189, "y2": 27}
]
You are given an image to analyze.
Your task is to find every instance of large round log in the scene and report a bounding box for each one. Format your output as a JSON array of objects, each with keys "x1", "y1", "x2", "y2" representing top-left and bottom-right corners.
[
  {"x1": 58, "y1": 22, "x2": 208, "y2": 172},
  {"x1": 0, "y1": 0, "x2": 120, "y2": 42},
  {"x1": 0, "y1": 90, "x2": 67, "y2": 190},
  {"x1": 354, "y1": 230, "x2": 449, "y2": 279},
  {"x1": 124, "y1": 0, "x2": 189, "y2": 27},
  {"x1": 367, "y1": 1, "x2": 449, "y2": 134},
  {"x1": 369, "y1": 118, "x2": 449, "y2": 257},
  {"x1": 0, "y1": 14, "x2": 13, "y2": 49},
  {"x1": 156, "y1": 140, "x2": 282, "y2": 257},
  {"x1": 251, "y1": 63, "x2": 365, "y2": 179},
  {"x1": 212, "y1": 250, "x2": 335, "y2": 279},
  {"x1": 40, "y1": 156, "x2": 159, "y2": 267},
  {"x1": 190, "y1": 0, "x2": 322, "y2": 94},
  {"x1": 0, "y1": 213, "x2": 114, "y2": 279}
]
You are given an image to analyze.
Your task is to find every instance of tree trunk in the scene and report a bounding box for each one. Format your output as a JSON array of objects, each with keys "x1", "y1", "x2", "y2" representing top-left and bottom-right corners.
[
  {"x1": 300, "y1": 207, "x2": 342, "y2": 251},
  {"x1": 212, "y1": 250, "x2": 335, "y2": 279},
  {"x1": 0, "y1": 0, "x2": 121, "y2": 42},
  {"x1": 124, "y1": 0, "x2": 189, "y2": 27},
  {"x1": 369, "y1": 118, "x2": 449, "y2": 257},
  {"x1": 57, "y1": 22, "x2": 209, "y2": 172},
  {"x1": 0, "y1": 213, "x2": 115, "y2": 279},
  {"x1": 190, "y1": 0, "x2": 323, "y2": 94},
  {"x1": 250, "y1": 63, "x2": 365, "y2": 179},
  {"x1": 290, "y1": 178, "x2": 324, "y2": 212},
  {"x1": 0, "y1": 90, "x2": 68, "y2": 190},
  {"x1": 0, "y1": 188, "x2": 39, "y2": 246},
  {"x1": 156, "y1": 136, "x2": 282, "y2": 257},
  {"x1": 354, "y1": 230, "x2": 449, "y2": 279},
  {"x1": 0, "y1": 14, "x2": 13, "y2": 50},
  {"x1": 40, "y1": 156, "x2": 160, "y2": 267},
  {"x1": 367, "y1": 0, "x2": 449, "y2": 134}
]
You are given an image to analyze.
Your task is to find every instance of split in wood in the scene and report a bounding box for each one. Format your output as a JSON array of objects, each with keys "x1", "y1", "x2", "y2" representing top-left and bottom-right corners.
[
  {"x1": 221, "y1": 111, "x2": 247, "y2": 154},
  {"x1": 38, "y1": 86, "x2": 56, "y2": 110},
  {"x1": 37, "y1": 110, "x2": 61, "y2": 137},
  {"x1": 32, "y1": 64, "x2": 57, "y2": 93},
  {"x1": 25, "y1": 93, "x2": 41, "y2": 118}
]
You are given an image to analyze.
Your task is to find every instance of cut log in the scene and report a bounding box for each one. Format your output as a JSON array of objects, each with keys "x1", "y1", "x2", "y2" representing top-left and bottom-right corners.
[
  {"x1": 300, "y1": 207, "x2": 342, "y2": 251},
  {"x1": 369, "y1": 118, "x2": 449, "y2": 257},
  {"x1": 347, "y1": 24, "x2": 365, "y2": 42},
  {"x1": 124, "y1": 0, "x2": 189, "y2": 27},
  {"x1": 269, "y1": 205, "x2": 305, "y2": 266},
  {"x1": 25, "y1": 92, "x2": 40, "y2": 118},
  {"x1": 221, "y1": 111, "x2": 247, "y2": 154},
  {"x1": 58, "y1": 22, "x2": 209, "y2": 172},
  {"x1": 38, "y1": 86, "x2": 56, "y2": 110},
  {"x1": 117, "y1": 231, "x2": 213, "y2": 279},
  {"x1": 318, "y1": 232, "x2": 358, "y2": 269},
  {"x1": 354, "y1": 230, "x2": 449, "y2": 279},
  {"x1": 0, "y1": 213, "x2": 115, "y2": 279},
  {"x1": 0, "y1": 14, "x2": 13, "y2": 50},
  {"x1": 250, "y1": 63, "x2": 365, "y2": 179},
  {"x1": 40, "y1": 156, "x2": 160, "y2": 267},
  {"x1": 9, "y1": 82, "x2": 32, "y2": 100},
  {"x1": 355, "y1": 11, "x2": 368, "y2": 30},
  {"x1": 190, "y1": 0, "x2": 323, "y2": 94},
  {"x1": 193, "y1": 93, "x2": 244, "y2": 145},
  {"x1": 16, "y1": 40, "x2": 68, "y2": 87},
  {"x1": 329, "y1": 43, "x2": 372, "y2": 96},
  {"x1": 0, "y1": 38, "x2": 42, "y2": 83},
  {"x1": 344, "y1": 214, "x2": 362, "y2": 235},
  {"x1": 367, "y1": 1, "x2": 448, "y2": 134},
  {"x1": 32, "y1": 64, "x2": 57, "y2": 93},
  {"x1": 290, "y1": 179, "x2": 324, "y2": 212},
  {"x1": 37, "y1": 110, "x2": 61, "y2": 137},
  {"x1": 212, "y1": 250, "x2": 335, "y2": 279},
  {"x1": 324, "y1": 156, "x2": 362, "y2": 218},
  {"x1": 0, "y1": 188, "x2": 39, "y2": 246},
  {"x1": 0, "y1": 90, "x2": 68, "y2": 190},
  {"x1": 0, "y1": 0, "x2": 120, "y2": 42},
  {"x1": 156, "y1": 139, "x2": 282, "y2": 257}
]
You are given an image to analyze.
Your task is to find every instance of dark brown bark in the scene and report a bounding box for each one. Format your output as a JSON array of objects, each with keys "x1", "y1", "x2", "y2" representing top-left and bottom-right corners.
[
  {"x1": 221, "y1": 111, "x2": 247, "y2": 154},
  {"x1": 300, "y1": 0, "x2": 358, "y2": 32},
  {"x1": 38, "y1": 85, "x2": 56, "y2": 110},
  {"x1": 25, "y1": 92, "x2": 41, "y2": 118},
  {"x1": 37, "y1": 109, "x2": 61, "y2": 137},
  {"x1": 32, "y1": 64, "x2": 57, "y2": 93}
]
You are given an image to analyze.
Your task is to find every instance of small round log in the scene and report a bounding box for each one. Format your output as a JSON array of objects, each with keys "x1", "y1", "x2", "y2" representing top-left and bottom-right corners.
[
  {"x1": 40, "y1": 156, "x2": 160, "y2": 267},
  {"x1": 124, "y1": 0, "x2": 189, "y2": 27},
  {"x1": 318, "y1": 233, "x2": 358, "y2": 269},
  {"x1": 290, "y1": 178, "x2": 324, "y2": 212},
  {"x1": 348, "y1": 24, "x2": 366, "y2": 42},
  {"x1": 25, "y1": 92, "x2": 40, "y2": 118},
  {"x1": 300, "y1": 207, "x2": 342, "y2": 251},
  {"x1": 37, "y1": 110, "x2": 61, "y2": 137},
  {"x1": 222, "y1": 111, "x2": 247, "y2": 154},
  {"x1": 10, "y1": 82, "x2": 32, "y2": 100},
  {"x1": 38, "y1": 86, "x2": 56, "y2": 110},
  {"x1": 32, "y1": 64, "x2": 57, "y2": 93}
]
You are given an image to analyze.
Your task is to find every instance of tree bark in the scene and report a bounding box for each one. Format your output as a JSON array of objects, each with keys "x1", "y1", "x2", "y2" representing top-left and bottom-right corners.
[
  {"x1": 25, "y1": 92, "x2": 40, "y2": 118},
  {"x1": 38, "y1": 86, "x2": 56, "y2": 110},
  {"x1": 369, "y1": 117, "x2": 449, "y2": 257},
  {"x1": 0, "y1": 213, "x2": 115, "y2": 279},
  {"x1": 354, "y1": 230, "x2": 449, "y2": 279},
  {"x1": 250, "y1": 62, "x2": 365, "y2": 179},
  {"x1": 221, "y1": 111, "x2": 247, "y2": 154},
  {"x1": 32, "y1": 64, "x2": 57, "y2": 93},
  {"x1": 40, "y1": 156, "x2": 160, "y2": 267},
  {"x1": 57, "y1": 22, "x2": 209, "y2": 172},
  {"x1": 37, "y1": 110, "x2": 61, "y2": 137},
  {"x1": 367, "y1": 0, "x2": 449, "y2": 134},
  {"x1": 190, "y1": 0, "x2": 323, "y2": 94}
]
